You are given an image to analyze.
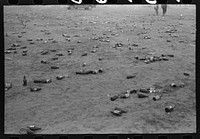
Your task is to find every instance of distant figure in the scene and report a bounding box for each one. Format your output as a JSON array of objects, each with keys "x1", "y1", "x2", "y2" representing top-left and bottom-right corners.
[{"x1": 154, "y1": 4, "x2": 167, "y2": 16}]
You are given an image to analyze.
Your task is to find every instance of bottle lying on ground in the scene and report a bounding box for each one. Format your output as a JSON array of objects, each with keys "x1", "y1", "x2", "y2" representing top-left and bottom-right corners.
[
  {"x1": 111, "y1": 107, "x2": 127, "y2": 116},
  {"x1": 30, "y1": 87, "x2": 42, "y2": 92},
  {"x1": 139, "y1": 88, "x2": 150, "y2": 93},
  {"x1": 110, "y1": 94, "x2": 119, "y2": 101},
  {"x1": 126, "y1": 75, "x2": 136, "y2": 79},
  {"x1": 138, "y1": 93, "x2": 148, "y2": 98},
  {"x1": 119, "y1": 92, "x2": 130, "y2": 99},
  {"x1": 27, "y1": 125, "x2": 42, "y2": 132},
  {"x1": 152, "y1": 95, "x2": 162, "y2": 101},
  {"x1": 33, "y1": 79, "x2": 52, "y2": 83},
  {"x1": 56, "y1": 75, "x2": 65, "y2": 80},
  {"x1": 165, "y1": 105, "x2": 175, "y2": 113},
  {"x1": 127, "y1": 89, "x2": 137, "y2": 94}
]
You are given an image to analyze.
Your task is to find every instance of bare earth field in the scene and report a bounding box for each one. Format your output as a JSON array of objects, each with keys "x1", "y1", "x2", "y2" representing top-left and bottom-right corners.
[{"x1": 4, "y1": 5, "x2": 196, "y2": 134}]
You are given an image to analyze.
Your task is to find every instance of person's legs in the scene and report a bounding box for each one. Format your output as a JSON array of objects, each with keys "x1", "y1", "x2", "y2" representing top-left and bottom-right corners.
[
  {"x1": 161, "y1": 4, "x2": 167, "y2": 16},
  {"x1": 154, "y1": 5, "x2": 159, "y2": 15}
]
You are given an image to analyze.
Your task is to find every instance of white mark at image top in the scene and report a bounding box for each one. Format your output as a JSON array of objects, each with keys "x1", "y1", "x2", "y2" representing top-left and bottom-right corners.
[
  {"x1": 71, "y1": 0, "x2": 108, "y2": 4},
  {"x1": 145, "y1": 0, "x2": 181, "y2": 4},
  {"x1": 71, "y1": 0, "x2": 82, "y2": 4},
  {"x1": 96, "y1": 0, "x2": 107, "y2": 4},
  {"x1": 145, "y1": 0, "x2": 157, "y2": 4}
]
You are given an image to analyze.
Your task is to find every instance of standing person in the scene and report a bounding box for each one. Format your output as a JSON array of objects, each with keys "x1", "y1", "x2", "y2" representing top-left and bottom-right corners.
[
  {"x1": 161, "y1": 4, "x2": 167, "y2": 16},
  {"x1": 154, "y1": 4, "x2": 167, "y2": 16},
  {"x1": 154, "y1": 5, "x2": 159, "y2": 15}
]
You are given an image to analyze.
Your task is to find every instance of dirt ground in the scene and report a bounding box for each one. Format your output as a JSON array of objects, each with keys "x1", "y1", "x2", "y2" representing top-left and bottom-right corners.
[{"x1": 4, "y1": 5, "x2": 196, "y2": 134}]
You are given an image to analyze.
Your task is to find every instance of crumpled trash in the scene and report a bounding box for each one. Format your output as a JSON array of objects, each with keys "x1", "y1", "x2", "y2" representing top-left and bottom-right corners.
[{"x1": 5, "y1": 83, "x2": 12, "y2": 91}]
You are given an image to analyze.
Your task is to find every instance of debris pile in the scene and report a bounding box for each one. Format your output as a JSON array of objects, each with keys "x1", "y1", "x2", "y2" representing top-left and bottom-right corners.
[{"x1": 134, "y1": 54, "x2": 174, "y2": 64}]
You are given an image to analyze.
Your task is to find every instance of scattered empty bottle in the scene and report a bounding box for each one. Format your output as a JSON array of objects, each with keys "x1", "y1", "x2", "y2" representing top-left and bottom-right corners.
[
  {"x1": 27, "y1": 125, "x2": 42, "y2": 132},
  {"x1": 27, "y1": 38, "x2": 33, "y2": 41},
  {"x1": 36, "y1": 38, "x2": 43, "y2": 41},
  {"x1": 98, "y1": 68, "x2": 103, "y2": 73},
  {"x1": 183, "y1": 72, "x2": 190, "y2": 76},
  {"x1": 56, "y1": 75, "x2": 65, "y2": 80},
  {"x1": 52, "y1": 40, "x2": 58, "y2": 43},
  {"x1": 82, "y1": 63, "x2": 86, "y2": 67},
  {"x1": 34, "y1": 79, "x2": 51, "y2": 83},
  {"x1": 167, "y1": 54, "x2": 174, "y2": 57},
  {"x1": 56, "y1": 53, "x2": 64, "y2": 56},
  {"x1": 41, "y1": 51, "x2": 49, "y2": 55},
  {"x1": 126, "y1": 75, "x2": 136, "y2": 79},
  {"x1": 152, "y1": 95, "x2": 162, "y2": 101},
  {"x1": 5, "y1": 50, "x2": 12, "y2": 54},
  {"x1": 20, "y1": 46, "x2": 27, "y2": 49},
  {"x1": 111, "y1": 109, "x2": 122, "y2": 116},
  {"x1": 51, "y1": 66, "x2": 59, "y2": 69},
  {"x1": 91, "y1": 50, "x2": 97, "y2": 53},
  {"x1": 138, "y1": 93, "x2": 148, "y2": 98},
  {"x1": 161, "y1": 57, "x2": 169, "y2": 61},
  {"x1": 22, "y1": 52, "x2": 27, "y2": 56},
  {"x1": 110, "y1": 95, "x2": 119, "y2": 101},
  {"x1": 127, "y1": 89, "x2": 137, "y2": 94},
  {"x1": 81, "y1": 53, "x2": 87, "y2": 56},
  {"x1": 41, "y1": 60, "x2": 48, "y2": 64},
  {"x1": 7, "y1": 47, "x2": 16, "y2": 50},
  {"x1": 144, "y1": 36, "x2": 151, "y2": 39},
  {"x1": 165, "y1": 105, "x2": 175, "y2": 113},
  {"x1": 170, "y1": 83, "x2": 177, "y2": 87},
  {"x1": 111, "y1": 107, "x2": 127, "y2": 116},
  {"x1": 139, "y1": 88, "x2": 150, "y2": 93},
  {"x1": 30, "y1": 87, "x2": 42, "y2": 92},
  {"x1": 23, "y1": 76, "x2": 27, "y2": 86},
  {"x1": 144, "y1": 60, "x2": 150, "y2": 64},
  {"x1": 11, "y1": 43, "x2": 20, "y2": 47},
  {"x1": 120, "y1": 93, "x2": 130, "y2": 99},
  {"x1": 30, "y1": 41, "x2": 35, "y2": 44},
  {"x1": 93, "y1": 45, "x2": 98, "y2": 48},
  {"x1": 98, "y1": 57, "x2": 103, "y2": 61},
  {"x1": 51, "y1": 57, "x2": 58, "y2": 61}
]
